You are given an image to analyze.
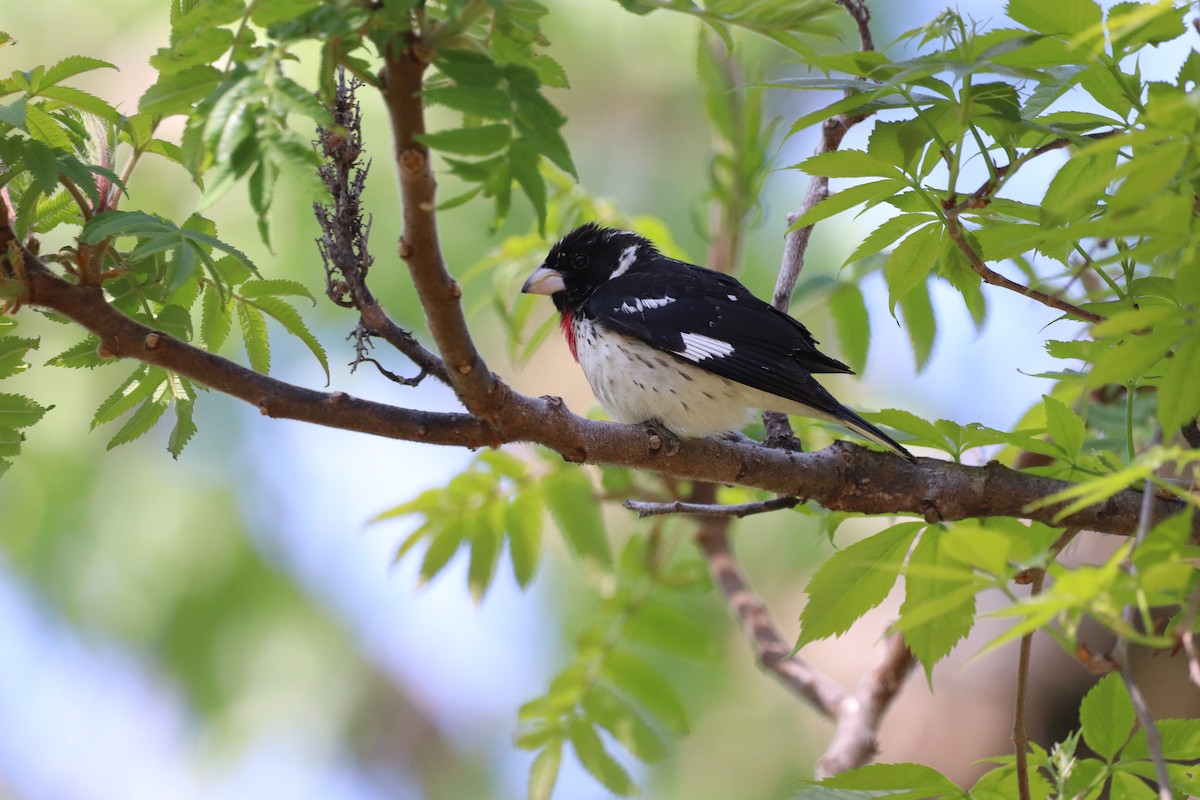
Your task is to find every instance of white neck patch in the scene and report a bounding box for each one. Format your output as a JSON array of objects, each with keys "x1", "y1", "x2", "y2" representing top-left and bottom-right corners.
[{"x1": 608, "y1": 244, "x2": 639, "y2": 280}]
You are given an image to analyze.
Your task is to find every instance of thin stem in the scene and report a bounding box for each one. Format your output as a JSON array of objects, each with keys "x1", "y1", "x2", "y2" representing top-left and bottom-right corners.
[
  {"x1": 624, "y1": 496, "x2": 800, "y2": 519},
  {"x1": 1013, "y1": 569, "x2": 1046, "y2": 800}
]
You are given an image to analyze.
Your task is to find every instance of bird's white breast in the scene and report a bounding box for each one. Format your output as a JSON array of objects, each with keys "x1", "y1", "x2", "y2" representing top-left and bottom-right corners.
[{"x1": 571, "y1": 319, "x2": 756, "y2": 437}]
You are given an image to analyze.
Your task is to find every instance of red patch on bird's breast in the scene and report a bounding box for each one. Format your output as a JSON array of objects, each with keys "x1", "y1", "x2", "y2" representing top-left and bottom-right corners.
[{"x1": 559, "y1": 314, "x2": 578, "y2": 361}]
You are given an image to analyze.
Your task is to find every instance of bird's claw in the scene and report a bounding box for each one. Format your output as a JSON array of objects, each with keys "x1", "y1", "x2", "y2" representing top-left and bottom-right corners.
[{"x1": 764, "y1": 431, "x2": 806, "y2": 452}]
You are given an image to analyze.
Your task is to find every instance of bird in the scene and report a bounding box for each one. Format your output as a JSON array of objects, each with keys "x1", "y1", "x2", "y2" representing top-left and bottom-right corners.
[{"x1": 521, "y1": 222, "x2": 914, "y2": 461}]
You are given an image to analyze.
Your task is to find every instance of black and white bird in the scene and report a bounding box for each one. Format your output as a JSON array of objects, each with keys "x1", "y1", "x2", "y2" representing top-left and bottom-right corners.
[{"x1": 522, "y1": 222, "x2": 914, "y2": 461}]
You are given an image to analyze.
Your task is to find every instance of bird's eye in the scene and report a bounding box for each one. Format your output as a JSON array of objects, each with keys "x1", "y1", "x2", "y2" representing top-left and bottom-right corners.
[{"x1": 572, "y1": 253, "x2": 588, "y2": 268}]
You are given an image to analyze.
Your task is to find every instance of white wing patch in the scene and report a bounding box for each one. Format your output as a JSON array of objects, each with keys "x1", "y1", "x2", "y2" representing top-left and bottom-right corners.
[
  {"x1": 608, "y1": 244, "x2": 639, "y2": 280},
  {"x1": 675, "y1": 332, "x2": 735, "y2": 362},
  {"x1": 618, "y1": 296, "x2": 676, "y2": 314}
]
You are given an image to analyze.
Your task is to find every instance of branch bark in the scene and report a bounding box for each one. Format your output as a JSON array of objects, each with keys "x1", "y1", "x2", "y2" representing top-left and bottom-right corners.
[{"x1": 7, "y1": 235, "x2": 1194, "y2": 541}]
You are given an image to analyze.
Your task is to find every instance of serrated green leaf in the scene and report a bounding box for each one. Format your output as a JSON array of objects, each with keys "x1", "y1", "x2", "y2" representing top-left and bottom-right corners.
[
  {"x1": 0, "y1": 393, "x2": 52, "y2": 428},
  {"x1": 236, "y1": 301, "x2": 271, "y2": 374},
  {"x1": 35, "y1": 85, "x2": 120, "y2": 125},
  {"x1": 168, "y1": 398, "x2": 197, "y2": 459},
  {"x1": 419, "y1": 525, "x2": 465, "y2": 586},
  {"x1": 799, "y1": 149, "x2": 903, "y2": 180},
  {"x1": 844, "y1": 213, "x2": 936, "y2": 267},
  {"x1": 106, "y1": 398, "x2": 168, "y2": 450},
  {"x1": 818, "y1": 761, "x2": 962, "y2": 794},
  {"x1": 567, "y1": 718, "x2": 635, "y2": 797},
  {"x1": 1043, "y1": 395, "x2": 1086, "y2": 461},
  {"x1": 898, "y1": 277, "x2": 936, "y2": 372},
  {"x1": 23, "y1": 104, "x2": 71, "y2": 150},
  {"x1": 902, "y1": 527, "x2": 978, "y2": 678},
  {"x1": 789, "y1": 179, "x2": 905, "y2": 230},
  {"x1": 424, "y1": 84, "x2": 512, "y2": 119},
  {"x1": 35, "y1": 55, "x2": 116, "y2": 91},
  {"x1": 624, "y1": 598, "x2": 720, "y2": 661},
  {"x1": 828, "y1": 283, "x2": 869, "y2": 373},
  {"x1": 527, "y1": 738, "x2": 562, "y2": 800},
  {"x1": 243, "y1": 295, "x2": 329, "y2": 382},
  {"x1": 1123, "y1": 718, "x2": 1200, "y2": 761},
  {"x1": 799, "y1": 522, "x2": 924, "y2": 646},
  {"x1": 140, "y1": 65, "x2": 223, "y2": 118},
  {"x1": 1158, "y1": 332, "x2": 1200, "y2": 433},
  {"x1": 0, "y1": 336, "x2": 39, "y2": 379},
  {"x1": 92, "y1": 366, "x2": 165, "y2": 428},
  {"x1": 507, "y1": 488, "x2": 543, "y2": 588},
  {"x1": 44, "y1": 336, "x2": 103, "y2": 369},
  {"x1": 543, "y1": 468, "x2": 611, "y2": 577},
  {"x1": 885, "y1": 224, "x2": 939, "y2": 314},
  {"x1": 582, "y1": 685, "x2": 665, "y2": 764},
  {"x1": 200, "y1": 286, "x2": 232, "y2": 351},
  {"x1": 419, "y1": 124, "x2": 511, "y2": 156},
  {"x1": 1007, "y1": 0, "x2": 1102, "y2": 35},
  {"x1": 1085, "y1": 328, "x2": 1176, "y2": 389},
  {"x1": 1079, "y1": 673, "x2": 1134, "y2": 760},
  {"x1": 602, "y1": 649, "x2": 689, "y2": 735},
  {"x1": 237, "y1": 278, "x2": 316, "y2": 301}
]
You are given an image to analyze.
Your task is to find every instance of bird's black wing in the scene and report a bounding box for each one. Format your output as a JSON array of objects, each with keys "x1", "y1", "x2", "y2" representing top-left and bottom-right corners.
[{"x1": 584, "y1": 259, "x2": 855, "y2": 410}]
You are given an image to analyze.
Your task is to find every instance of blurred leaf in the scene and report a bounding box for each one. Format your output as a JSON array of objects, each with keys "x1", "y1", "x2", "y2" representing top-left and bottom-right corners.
[
  {"x1": 567, "y1": 717, "x2": 635, "y2": 796},
  {"x1": 106, "y1": 398, "x2": 168, "y2": 450},
  {"x1": 602, "y1": 649, "x2": 689, "y2": 734},
  {"x1": 582, "y1": 685, "x2": 666, "y2": 763},
  {"x1": 507, "y1": 488, "x2": 543, "y2": 588},
  {"x1": 528, "y1": 738, "x2": 563, "y2": 800},
  {"x1": 543, "y1": 468, "x2": 612, "y2": 577},
  {"x1": 828, "y1": 283, "x2": 869, "y2": 373}
]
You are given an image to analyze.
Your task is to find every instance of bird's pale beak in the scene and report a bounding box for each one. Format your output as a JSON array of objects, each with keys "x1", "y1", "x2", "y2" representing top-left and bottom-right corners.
[{"x1": 521, "y1": 265, "x2": 566, "y2": 296}]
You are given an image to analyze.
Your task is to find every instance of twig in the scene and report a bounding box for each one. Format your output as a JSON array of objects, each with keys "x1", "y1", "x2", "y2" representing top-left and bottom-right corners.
[
  {"x1": 314, "y1": 70, "x2": 451, "y2": 386},
  {"x1": 943, "y1": 210, "x2": 1104, "y2": 324},
  {"x1": 1110, "y1": 479, "x2": 1172, "y2": 800},
  {"x1": 1181, "y1": 581, "x2": 1200, "y2": 689},
  {"x1": 816, "y1": 632, "x2": 915, "y2": 778},
  {"x1": 691, "y1": 484, "x2": 847, "y2": 716},
  {"x1": 624, "y1": 496, "x2": 800, "y2": 519},
  {"x1": 1013, "y1": 568, "x2": 1045, "y2": 800}
]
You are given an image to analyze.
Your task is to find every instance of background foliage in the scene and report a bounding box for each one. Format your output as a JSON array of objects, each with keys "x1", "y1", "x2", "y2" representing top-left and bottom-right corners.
[{"x1": 0, "y1": 1, "x2": 1198, "y2": 799}]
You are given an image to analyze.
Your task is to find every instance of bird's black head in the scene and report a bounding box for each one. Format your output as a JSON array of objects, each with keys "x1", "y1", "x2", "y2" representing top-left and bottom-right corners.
[{"x1": 522, "y1": 222, "x2": 655, "y2": 313}]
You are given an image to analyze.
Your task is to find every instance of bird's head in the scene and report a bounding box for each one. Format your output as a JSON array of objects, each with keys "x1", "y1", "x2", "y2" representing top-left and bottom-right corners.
[{"x1": 521, "y1": 222, "x2": 653, "y2": 313}]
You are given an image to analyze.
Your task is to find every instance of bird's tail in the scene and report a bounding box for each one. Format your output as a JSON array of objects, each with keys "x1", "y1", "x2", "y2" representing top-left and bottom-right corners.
[{"x1": 831, "y1": 408, "x2": 915, "y2": 462}]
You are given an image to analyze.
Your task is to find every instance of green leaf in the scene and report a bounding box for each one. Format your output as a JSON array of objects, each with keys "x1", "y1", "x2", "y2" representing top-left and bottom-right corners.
[
  {"x1": 92, "y1": 366, "x2": 165, "y2": 428},
  {"x1": 624, "y1": 598, "x2": 721, "y2": 661},
  {"x1": 419, "y1": 124, "x2": 512, "y2": 156},
  {"x1": 23, "y1": 104, "x2": 72, "y2": 150},
  {"x1": 36, "y1": 55, "x2": 116, "y2": 90},
  {"x1": 799, "y1": 149, "x2": 903, "y2": 180},
  {"x1": 844, "y1": 213, "x2": 936, "y2": 267},
  {"x1": 167, "y1": 398, "x2": 197, "y2": 459},
  {"x1": 139, "y1": 65, "x2": 222, "y2": 118},
  {"x1": 419, "y1": 526, "x2": 466, "y2": 585},
  {"x1": 468, "y1": 508, "x2": 503, "y2": 603},
  {"x1": 798, "y1": 522, "x2": 924, "y2": 646},
  {"x1": 1079, "y1": 673, "x2": 1134, "y2": 760},
  {"x1": 817, "y1": 761, "x2": 962, "y2": 794},
  {"x1": 527, "y1": 738, "x2": 562, "y2": 800},
  {"x1": 243, "y1": 296, "x2": 329, "y2": 383},
  {"x1": 236, "y1": 301, "x2": 271, "y2": 374},
  {"x1": 237, "y1": 278, "x2": 316, "y2": 301},
  {"x1": 200, "y1": 286, "x2": 232, "y2": 351},
  {"x1": 1109, "y1": 138, "x2": 1186, "y2": 213},
  {"x1": 602, "y1": 649, "x2": 689, "y2": 735},
  {"x1": 0, "y1": 393, "x2": 52, "y2": 428},
  {"x1": 35, "y1": 85, "x2": 120, "y2": 124},
  {"x1": 543, "y1": 469, "x2": 612, "y2": 577},
  {"x1": 567, "y1": 718, "x2": 635, "y2": 797},
  {"x1": 828, "y1": 283, "x2": 869, "y2": 373},
  {"x1": 884, "y1": 224, "x2": 939, "y2": 314},
  {"x1": 0, "y1": 336, "x2": 39, "y2": 379},
  {"x1": 507, "y1": 488, "x2": 543, "y2": 589},
  {"x1": 789, "y1": 179, "x2": 904, "y2": 230},
  {"x1": 1158, "y1": 332, "x2": 1200, "y2": 433},
  {"x1": 901, "y1": 527, "x2": 977, "y2": 677},
  {"x1": 44, "y1": 335, "x2": 103, "y2": 369},
  {"x1": 582, "y1": 685, "x2": 666, "y2": 763},
  {"x1": 1006, "y1": 0, "x2": 1102, "y2": 36},
  {"x1": 898, "y1": 277, "x2": 936, "y2": 372},
  {"x1": 106, "y1": 399, "x2": 168, "y2": 450},
  {"x1": 1043, "y1": 395, "x2": 1086, "y2": 461}
]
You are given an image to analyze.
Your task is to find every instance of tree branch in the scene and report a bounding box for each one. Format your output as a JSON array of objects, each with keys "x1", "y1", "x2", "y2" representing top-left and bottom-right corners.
[
  {"x1": 6, "y1": 230, "x2": 1194, "y2": 540},
  {"x1": 691, "y1": 483, "x2": 846, "y2": 717},
  {"x1": 624, "y1": 496, "x2": 799, "y2": 519},
  {"x1": 379, "y1": 41, "x2": 504, "y2": 417},
  {"x1": 815, "y1": 632, "x2": 914, "y2": 778}
]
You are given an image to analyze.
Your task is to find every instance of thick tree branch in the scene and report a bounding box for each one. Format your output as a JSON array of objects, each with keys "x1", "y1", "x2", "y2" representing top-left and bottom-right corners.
[
  {"x1": 379, "y1": 42, "x2": 503, "y2": 417},
  {"x1": 815, "y1": 632, "x2": 914, "y2": 778},
  {"x1": 5, "y1": 229, "x2": 1194, "y2": 539}
]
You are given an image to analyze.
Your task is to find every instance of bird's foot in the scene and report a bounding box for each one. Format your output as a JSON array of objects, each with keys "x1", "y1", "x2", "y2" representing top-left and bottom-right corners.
[
  {"x1": 764, "y1": 431, "x2": 806, "y2": 452},
  {"x1": 643, "y1": 419, "x2": 681, "y2": 456}
]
